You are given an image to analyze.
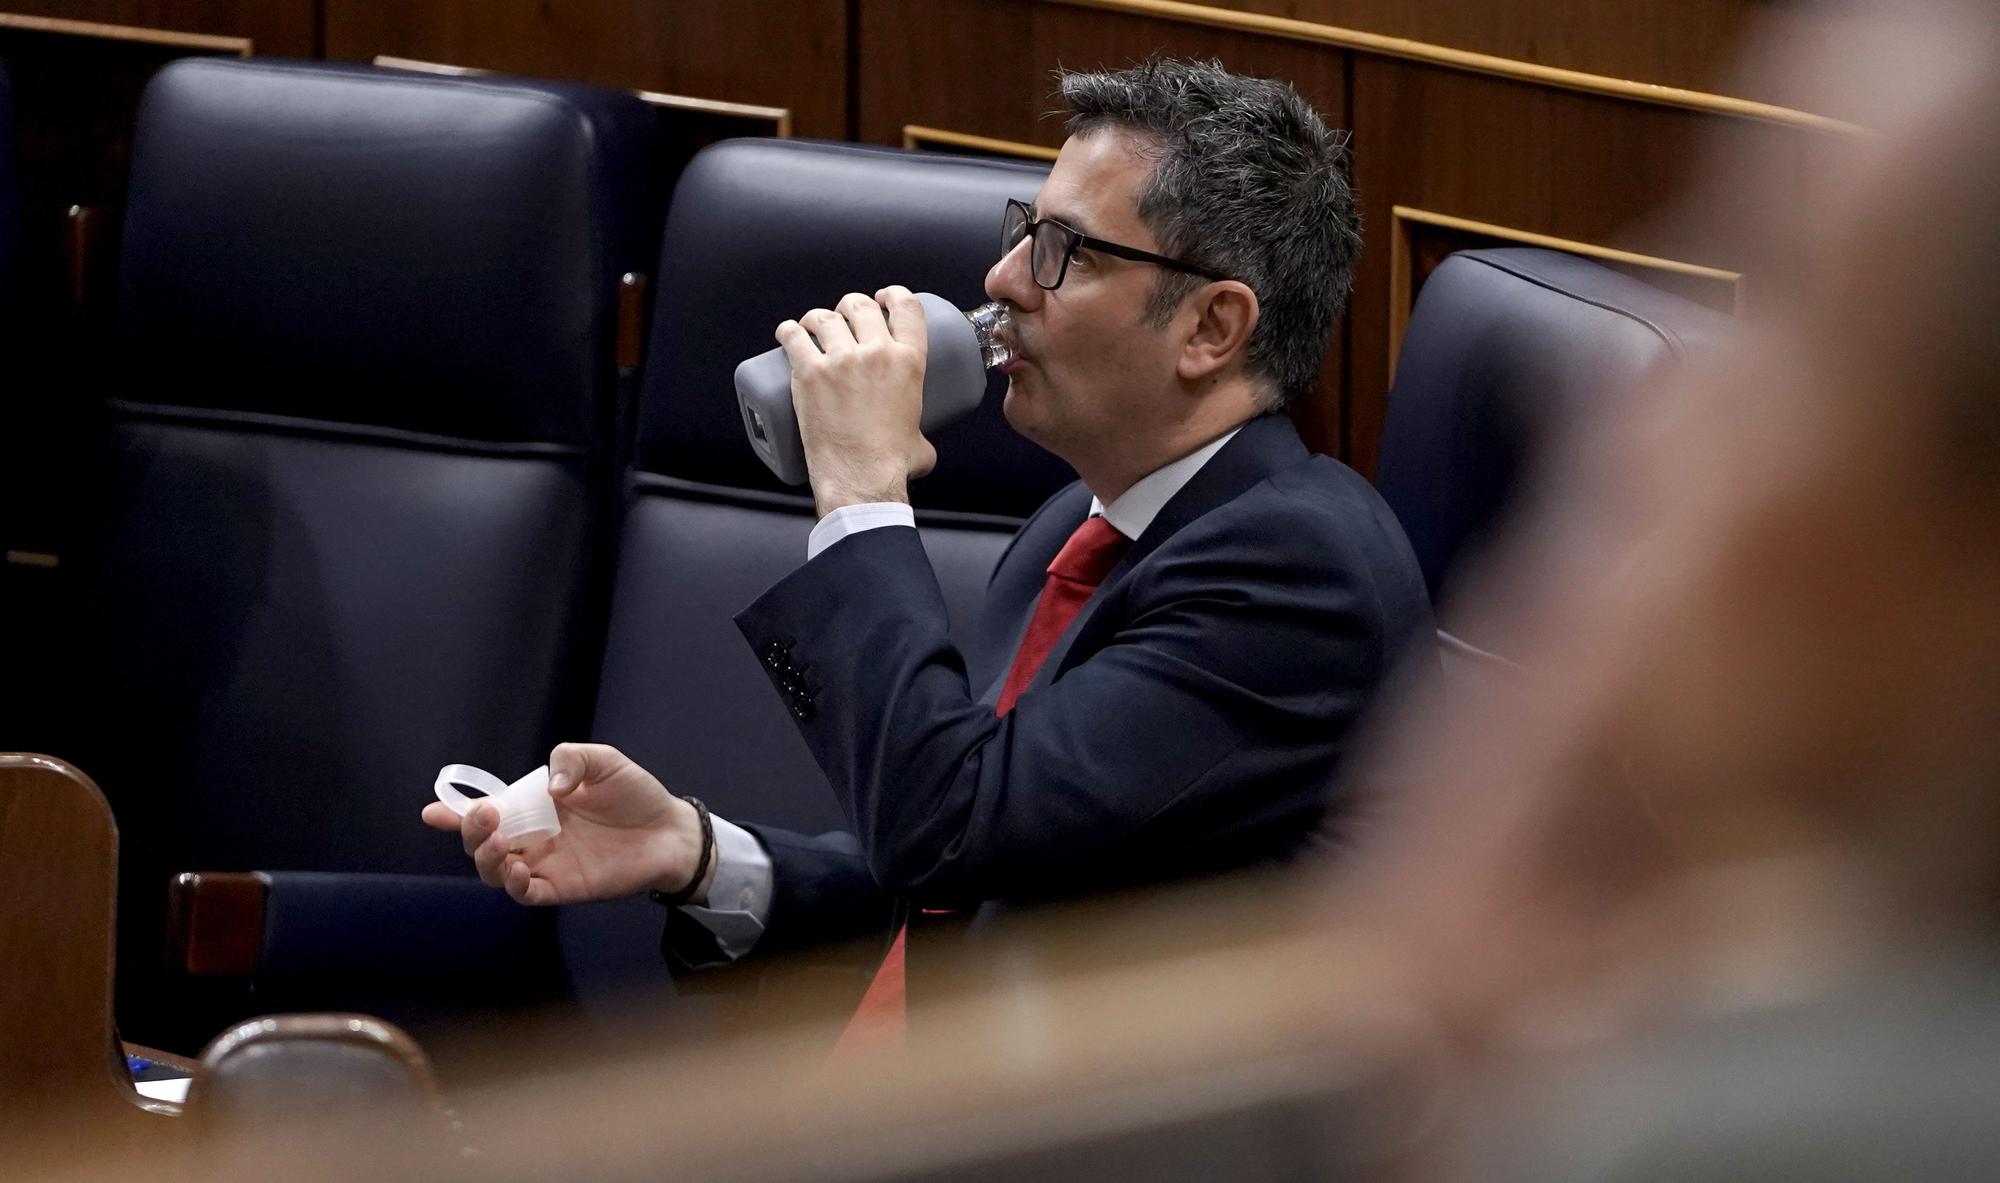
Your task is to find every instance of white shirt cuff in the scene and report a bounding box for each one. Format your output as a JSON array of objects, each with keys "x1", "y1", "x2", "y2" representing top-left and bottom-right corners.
[
  {"x1": 677, "y1": 814, "x2": 773, "y2": 962},
  {"x1": 807, "y1": 502, "x2": 916, "y2": 561}
]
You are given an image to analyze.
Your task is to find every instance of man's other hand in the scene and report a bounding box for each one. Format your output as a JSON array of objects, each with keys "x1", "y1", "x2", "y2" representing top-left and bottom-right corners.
[
  {"x1": 419, "y1": 742, "x2": 712, "y2": 906},
  {"x1": 776, "y1": 285, "x2": 938, "y2": 518}
]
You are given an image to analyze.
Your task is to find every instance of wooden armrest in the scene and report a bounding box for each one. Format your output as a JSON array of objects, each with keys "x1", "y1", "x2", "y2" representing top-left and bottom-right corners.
[
  {"x1": 166, "y1": 871, "x2": 268, "y2": 977},
  {"x1": 617, "y1": 270, "x2": 650, "y2": 373},
  {"x1": 64, "y1": 203, "x2": 109, "y2": 319}
]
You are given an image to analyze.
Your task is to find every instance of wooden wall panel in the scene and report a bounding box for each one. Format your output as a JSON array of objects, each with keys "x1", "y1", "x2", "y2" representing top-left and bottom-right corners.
[
  {"x1": 322, "y1": 0, "x2": 848, "y2": 140},
  {"x1": 1343, "y1": 56, "x2": 1815, "y2": 476},
  {"x1": 0, "y1": 17, "x2": 247, "y2": 342},
  {"x1": 859, "y1": 0, "x2": 1353, "y2": 455},
  {"x1": 856, "y1": 0, "x2": 1840, "y2": 473},
  {"x1": 860, "y1": 0, "x2": 1349, "y2": 148},
  {"x1": 1035, "y1": 0, "x2": 1862, "y2": 111},
  {"x1": 0, "y1": 1, "x2": 313, "y2": 55}
]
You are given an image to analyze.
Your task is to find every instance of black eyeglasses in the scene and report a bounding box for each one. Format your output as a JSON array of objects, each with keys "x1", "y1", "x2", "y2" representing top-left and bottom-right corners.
[{"x1": 1000, "y1": 198, "x2": 1230, "y2": 291}]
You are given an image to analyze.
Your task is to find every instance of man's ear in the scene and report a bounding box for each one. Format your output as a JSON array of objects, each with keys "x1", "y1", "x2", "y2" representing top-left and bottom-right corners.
[{"x1": 1176, "y1": 281, "x2": 1260, "y2": 384}]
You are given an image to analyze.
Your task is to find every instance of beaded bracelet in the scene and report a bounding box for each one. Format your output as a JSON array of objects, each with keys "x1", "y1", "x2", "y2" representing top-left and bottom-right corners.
[{"x1": 647, "y1": 795, "x2": 714, "y2": 908}]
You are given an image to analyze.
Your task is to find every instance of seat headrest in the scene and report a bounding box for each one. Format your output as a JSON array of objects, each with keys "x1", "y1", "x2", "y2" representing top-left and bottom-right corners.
[
  {"x1": 118, "y1": 58, "x2": 662, "y2": 446},
  {"x1": 1377, "y1": 247, "x2": 1737, "y2": 603},
  {"x1": 635, "y1": 138, "x2": 1075, "y2": 517}
]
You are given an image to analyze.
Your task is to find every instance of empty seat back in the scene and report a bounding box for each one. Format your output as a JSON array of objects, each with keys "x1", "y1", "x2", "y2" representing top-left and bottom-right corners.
[
  {"x1": 63, "y1": 58, "x2": 659, "y2": 1044},
  {"x1": 1376, "y1": 247, "x2": 1734, "y2": 660}
]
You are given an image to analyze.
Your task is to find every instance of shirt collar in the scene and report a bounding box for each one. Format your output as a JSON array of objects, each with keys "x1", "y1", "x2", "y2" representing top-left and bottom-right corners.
[{"x1": 1089, "y1": 426, "x2": 1243, "y2": 541}]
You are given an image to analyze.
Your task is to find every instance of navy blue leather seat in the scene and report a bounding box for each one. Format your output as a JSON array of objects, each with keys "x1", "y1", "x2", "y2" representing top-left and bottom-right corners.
[
  {"x1": 1375, "y1": 247, "x2": 1733, "y2": 668},
  {"x1": 59, "y1": 58, "x2": 661, "y2": 1046},
  {"x1": 560, "y1": 138, "x2": 1071, "y2": 1001}
]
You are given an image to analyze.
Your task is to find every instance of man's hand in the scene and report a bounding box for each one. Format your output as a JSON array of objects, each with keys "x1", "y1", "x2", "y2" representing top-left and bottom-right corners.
[
  {"x1": 775, "y1": 285, "x2": 938, "y2": 518},
  {"x1": 419, "y1": 743, "x2": 712, "y2": 906}
]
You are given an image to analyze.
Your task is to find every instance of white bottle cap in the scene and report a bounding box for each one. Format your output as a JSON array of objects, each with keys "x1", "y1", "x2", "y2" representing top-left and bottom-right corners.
[{"x1": 434, "y1": 763, "x2": 561, "y2": 846}]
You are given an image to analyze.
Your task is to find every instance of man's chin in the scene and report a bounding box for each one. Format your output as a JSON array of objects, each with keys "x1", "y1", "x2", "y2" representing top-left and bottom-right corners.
[{"x1": 1000, "y1": 381, "x2": 1038, "y2": 439}]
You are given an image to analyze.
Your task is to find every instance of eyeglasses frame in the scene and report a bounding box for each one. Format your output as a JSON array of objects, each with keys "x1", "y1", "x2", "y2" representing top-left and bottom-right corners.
[{"x1": 1002, "y1": 198, "x2": 1231, "y2": 291}]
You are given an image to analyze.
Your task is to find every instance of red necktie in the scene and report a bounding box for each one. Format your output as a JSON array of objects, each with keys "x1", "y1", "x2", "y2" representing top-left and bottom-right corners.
[{"x1": 830, "y1": 514, "x2": 1130, "y2": 1055}]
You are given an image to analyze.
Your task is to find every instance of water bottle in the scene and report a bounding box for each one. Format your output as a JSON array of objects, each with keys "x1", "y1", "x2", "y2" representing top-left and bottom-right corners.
[{"x1": 735, "y1": 293, "x2": 1013, "y2": 485}]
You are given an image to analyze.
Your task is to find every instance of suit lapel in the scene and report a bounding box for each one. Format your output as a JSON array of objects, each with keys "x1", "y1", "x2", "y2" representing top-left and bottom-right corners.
[{"x1": 1015, "y1": 414, "x2": 1311, "y2": 700}]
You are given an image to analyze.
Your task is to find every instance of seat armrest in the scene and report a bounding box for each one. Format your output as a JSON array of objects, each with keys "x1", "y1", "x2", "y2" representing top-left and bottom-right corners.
[
  {"x1": 168, "y1": 871, "x2": 271, "y2": 976},
  {"x1": 169, "y1": 870, "x2": 549, "y2": 982}
]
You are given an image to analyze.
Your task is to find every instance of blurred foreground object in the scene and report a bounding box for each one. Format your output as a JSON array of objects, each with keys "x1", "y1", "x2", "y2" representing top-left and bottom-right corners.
[
  {"x1": 1337, "y1": 0, "x2": 2000, "y2": 1173},
  {"x1": 1445, "y1": 955, "x2": 2000, "y2": 1182},
  {"x1": 0, "y1": 754, "x2": 169, "y2": 1147},
  {"x1": 190, "y1": 1013, "x2": 442, "y2": 1132},
  {"x1": 16, "y1": 876, "x2": 1440, "y2": 1183},
  {"x1": 0, "y1": 751, "x2": 459, "y2": 1173}
]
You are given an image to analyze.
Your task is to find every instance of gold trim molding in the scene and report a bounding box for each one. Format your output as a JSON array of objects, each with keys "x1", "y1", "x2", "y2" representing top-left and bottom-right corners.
[
  {"x1": 903, "y1": 125, "x2": 1062, "y2": 161},
  {"x1": 634, "y1": 89, "x2": 792, "y2": 138},
  {"x1": 0, "y1": 12, "x2": 251, "y2": 55},
  {"x1": 1039, "y1": 0, "x2": 1862, "y2": 135},
  {"x1": 371, "y1": 54, "x2": 481, "y2": 77},
  {"x1": 375, "y1": 56, "x2": 793, "y2": 136},
  {"x1": 1387, "y1": 205, "x2": 1745, "y2": 381}
]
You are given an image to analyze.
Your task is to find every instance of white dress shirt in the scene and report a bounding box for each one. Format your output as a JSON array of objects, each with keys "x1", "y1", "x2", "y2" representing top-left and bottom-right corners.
[{"x1": 680, "y1": 427, "x2": 1244, "y2": 960}]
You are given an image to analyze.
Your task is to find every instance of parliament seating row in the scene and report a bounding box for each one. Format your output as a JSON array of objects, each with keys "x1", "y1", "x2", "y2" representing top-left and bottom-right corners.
[
  {"x1": 0, "y1": 55, "x2": 1061, "y2": 1050},
  {"x1": 0, "y1": 54, "x2": 1732, "y2": 1053}
]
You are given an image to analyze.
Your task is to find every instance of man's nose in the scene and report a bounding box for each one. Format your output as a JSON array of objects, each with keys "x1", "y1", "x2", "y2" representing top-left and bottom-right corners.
[{"x1": 986, "y1": 237, "x2": 1042, "y2": 311}]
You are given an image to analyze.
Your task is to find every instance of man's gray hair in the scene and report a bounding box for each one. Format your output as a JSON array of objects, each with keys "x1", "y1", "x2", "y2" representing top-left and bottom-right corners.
[{"x1": 1059, "y1": 57, "x2": 1360, "y2": 410}]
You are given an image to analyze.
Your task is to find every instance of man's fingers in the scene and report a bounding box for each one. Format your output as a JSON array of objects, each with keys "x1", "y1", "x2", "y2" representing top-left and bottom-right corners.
[
  {"x1": 460, "y1": 802, "x2": 497, "y2": 858},
  {"x1": 517, "y1": 867, "x2": 561, "y2": 906},
  {"x1": 879, "y1": 286, "x2": 928, "y2": 360},
  {"x1": 800, "y1": 307, "x2": 854, "y2": 353},
  {"x1": 420, "y1": 802, "x2": 462, "y2": 832},
  {"x1": 502, "y1": 857, "x2": 532, "y2": 903},
  {"x1": 840, "y1": 291, "x2": 890, "y2": 346},
  {"x1": 471, "y1": 829, "x2": 508, "y2": 888},
  {"x1": 502, "y1": 858, "x2": 561, "y2": 906},
  {"x1": 774, "y1": 319, "x2": 822, "y2": 373},
  {"x1": 548, "y1": 741, "x2": 627, "y2": 796}
]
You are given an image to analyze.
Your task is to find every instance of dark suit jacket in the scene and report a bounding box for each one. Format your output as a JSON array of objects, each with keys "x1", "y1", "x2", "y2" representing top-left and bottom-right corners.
[{"x1": 720, "y1": 414, "x2": 1433, "y2": 972}]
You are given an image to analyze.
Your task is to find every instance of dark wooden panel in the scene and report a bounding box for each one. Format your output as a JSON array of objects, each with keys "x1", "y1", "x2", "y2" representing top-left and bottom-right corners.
[
  {"x1": 1056, "y1": 0, "x2": 1862, "y2": 110},
  {"x1": 0, "y1": 19, "x2": 246, "y2": 597},
  {"x1": 1344, "y1": 55, "x2": 1815, "y2": 477},
  {"x1": 0, "y1": 21, "x2": 241, "y2": 332},
  {"x1": 859, "y1": 0, "x2": 1353, "y2": 456},
  {"x1": 0, "y1": 1, "x2": 313, "y2": 55},
  {"x1": 859, "y1": 0, "x2": 1348, "y2": 153},
  {"x1": 324, "y1": 0, "x2": 847, "y2": 139}
]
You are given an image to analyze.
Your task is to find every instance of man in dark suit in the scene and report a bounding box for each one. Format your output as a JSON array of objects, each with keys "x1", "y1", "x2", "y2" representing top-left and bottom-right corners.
[{"x1": 424, "y1": 59, "x2": 1431, "y2": 1032}]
